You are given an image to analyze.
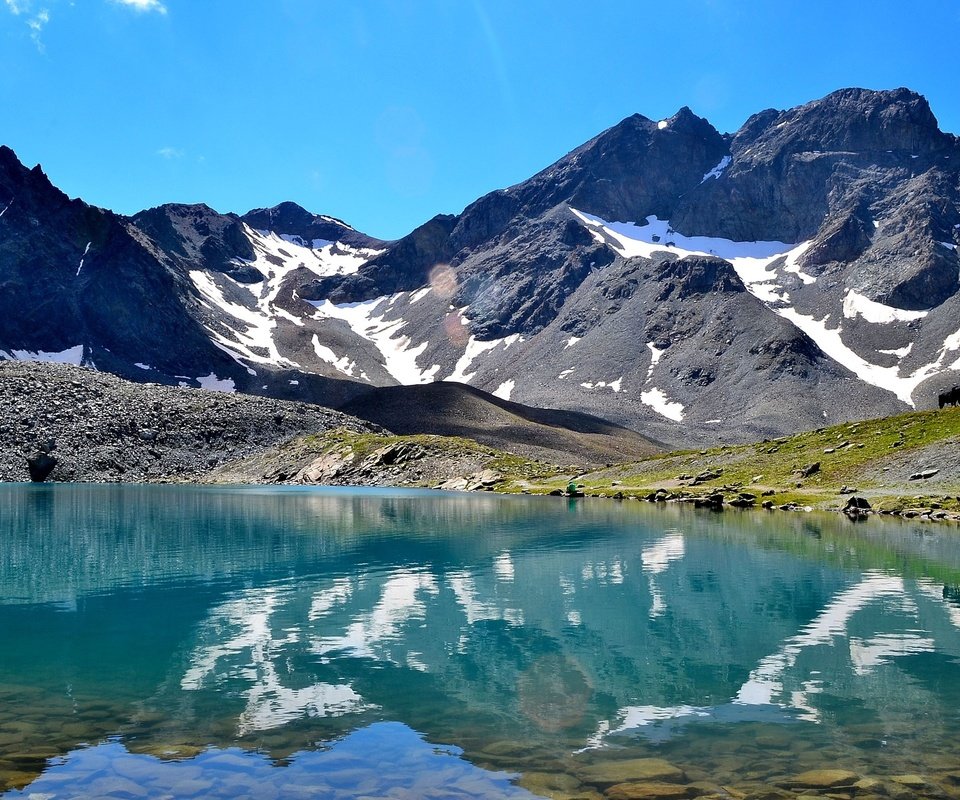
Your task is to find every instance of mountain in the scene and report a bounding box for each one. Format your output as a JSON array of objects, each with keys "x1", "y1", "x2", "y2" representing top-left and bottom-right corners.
[{"x1": 1, "y1": 87, "x2": 959, "y2": 447}]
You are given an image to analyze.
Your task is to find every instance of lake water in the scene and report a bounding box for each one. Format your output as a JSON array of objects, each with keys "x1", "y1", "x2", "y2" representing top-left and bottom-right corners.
[{"x1": 1, "y1": 485, "x2": 959, "y2": 799}]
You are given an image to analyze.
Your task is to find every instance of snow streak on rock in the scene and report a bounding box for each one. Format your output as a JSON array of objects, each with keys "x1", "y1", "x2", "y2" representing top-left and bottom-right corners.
[
  {"x1": 842, "y1": 290, "x2": 928, "y2": 323},
  {"x1": 310, "y1": 295, "x2": 441, "y2": 385},
  {"x1": 701, "y1": 155, "x2": 731, "y2": 183},
  {"x1": 311, "y1": 335, "x2": 365, "y2": 381},
  {"x1": 76, "y1": 241, "x2": 91, "y2": 276},
  {"x1": 446, "y1": 314, "x2": 522, "y2": 384},
  {"x1": 573, "y1": 209, "x2": 960, "y2": 407},
  {"x1": 188, "y1": 225, "x2": 383, "y2": 377}
]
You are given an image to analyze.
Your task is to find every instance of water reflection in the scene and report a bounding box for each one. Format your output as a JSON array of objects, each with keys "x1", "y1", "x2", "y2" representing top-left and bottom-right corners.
[
  {"x1": 2, "y1": 485, "x2": 960, "y2": 796},
  {"x1": 1, "y1": 724, "x2": 538, "y2": 800}
]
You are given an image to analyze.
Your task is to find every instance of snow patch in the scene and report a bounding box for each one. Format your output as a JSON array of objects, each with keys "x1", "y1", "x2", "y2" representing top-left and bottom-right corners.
[
  {"x1": 940, "y1": 241, "x2": 957, "y2": 251},
  {"x1": 408, "y1": 286, "x2": 432, "y2": 304},
  {"x1": 842, "y1": 290, "x2": 928, "y2": 323},
  {"x1": 778, "y1": 307, "x2": 939, "y2": 405},
  {"x1": 646, "y1": 341, "x2": 665, "y2": 380},
  {"x1": 196, "y1": 373, "x2": 236, "y2": 392},
  {"x1": 1, "y1": 345, "x2": 85, "y2": 366},
  {"x1": 879, "y1": 344, "x2": 913, "y2": 358},
  {"x1": 571, "y1": 209, "x2": 799, "y2": 305},
  {"x1": 134, "y1": 363, "x2": 152, "y2": 371},
  {"x1": 493, "y1": 379, "x2": 515, "y2": 400},
  {"x1": 781, "y1": 241, "x2": 816, "y2": 284},
  {"x1": 701, "y1": 155, "x2": 731, "y2": 183},
  {"x1": 640, "y1": 387, "x2": 684, "y2": 421},
  {"x1": 657, "y1": 120, "x2": 669, "y2": 130},
  {"x1": 311, "y1": 335, "x2": 359, "y2": 378},
  {"x1": 446, "y1": 322, "x2": 522, "y2": 384},
  {"x1": 558, "y1": 368, "x2": 575, "y2": 380},
  {"x1": 250, "y1": 227, "x2": 383, "y2": 279},
  {"x1": 190, "y1": 270, "x2": 299, "y2": 370},
  {"x1": 581, "y1": 379, "x2": 623, "y2": 393},
  {"x1": 310, "y1": 296, "x2": 440, "y2": 384},
  {"x1": 565, "y1": 336, "x2": 580, "y2": 349}
]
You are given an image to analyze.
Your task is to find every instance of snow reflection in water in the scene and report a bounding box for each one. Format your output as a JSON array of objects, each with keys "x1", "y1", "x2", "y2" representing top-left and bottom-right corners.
[{"x1": 2, "y1": 485, "x2": 960, "y2": 798}]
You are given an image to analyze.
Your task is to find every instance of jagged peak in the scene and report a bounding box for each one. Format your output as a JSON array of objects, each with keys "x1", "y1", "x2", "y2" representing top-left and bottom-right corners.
[
  {"x1": 732, "y1": 86, "x2": 949, "y2": 158},
  {"x1": 135, "y1": 202, "x2": 230, "y2": 220},
  {"x1": 243, "y1": 201, "x2": 355, "y2": 232}
]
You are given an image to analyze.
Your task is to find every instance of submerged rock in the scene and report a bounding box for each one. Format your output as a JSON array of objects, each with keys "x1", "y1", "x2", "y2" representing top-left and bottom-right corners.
[
  {"x1": 779, "y1": 769, "x2": 860, "y2": 789},
  {"x1": 578, "y1": 758, "x2": 687, "y2": 789},
  {"x1": 606, "y1": 782, "x2": 700, "y2": 800}
]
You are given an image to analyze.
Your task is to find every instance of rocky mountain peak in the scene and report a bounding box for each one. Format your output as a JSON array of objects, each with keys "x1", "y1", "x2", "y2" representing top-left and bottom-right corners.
[
  {"x1": 733, "y1": 87, "x2": 951, "y2": 163},
  {"x1": 0, "y1": 146, "x2": 75, "y2": 218},
  {"x1": 133, "y1": 203, "x2": 261, "y2": 283},
  {"x1": 241, "y1": 202, "x2": 385, "y2": 251},
  {"x1": 1, "y1": 87, "x2": 958, "y2": 447}
]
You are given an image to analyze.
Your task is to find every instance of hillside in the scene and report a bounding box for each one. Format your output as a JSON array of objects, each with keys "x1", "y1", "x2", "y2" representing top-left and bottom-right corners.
[
  {"x1": 520, "y1": 406, "x2": 960, "y2": 518},
  {"x1": 337, "y1": 381, "x2": 662, "y2": 465}
]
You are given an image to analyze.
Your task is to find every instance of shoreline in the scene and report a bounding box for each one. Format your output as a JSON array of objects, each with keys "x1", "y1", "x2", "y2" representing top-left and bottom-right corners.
[{"x1": 6, "y1": 473, "x2": 960, "y2": 526}]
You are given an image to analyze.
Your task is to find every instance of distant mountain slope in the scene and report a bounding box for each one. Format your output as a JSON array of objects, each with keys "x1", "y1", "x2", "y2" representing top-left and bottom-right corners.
[
  {"x1": 338, "y1": 382, "x2": 662, "y2": 466},
  {"x1": 1, "y1": 87, "x2": 959, "y2": 446}
]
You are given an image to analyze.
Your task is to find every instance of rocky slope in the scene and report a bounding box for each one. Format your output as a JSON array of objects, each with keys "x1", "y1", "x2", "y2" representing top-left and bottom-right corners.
[
  {"x1": 0, "y1": 361, "x2": 377, "y2": 483},
  {"x1": 0, "y1": 361, "x2": 656, "y2": 484},
  {"x1": 2, "y1": 87, "x2": 959, "y2": 446}
]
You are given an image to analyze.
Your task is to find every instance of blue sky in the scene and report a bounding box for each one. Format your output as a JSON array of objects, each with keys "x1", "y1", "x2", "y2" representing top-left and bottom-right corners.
[{"x1": 2, "y1": 0, "x2": 958, "y2": 240}]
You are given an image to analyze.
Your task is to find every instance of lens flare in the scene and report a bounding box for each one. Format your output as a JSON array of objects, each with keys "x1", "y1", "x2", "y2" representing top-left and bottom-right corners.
[
  {"x1": 429, "y1": 264, "x2": 458, "y2": 299},
  {"x1": 443, "y1": 311, "x2": 470, "y2": 348}
]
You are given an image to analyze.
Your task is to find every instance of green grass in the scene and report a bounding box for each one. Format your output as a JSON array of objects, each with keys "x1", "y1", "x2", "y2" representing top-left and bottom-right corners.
[
  {"x1": 300, "y1": 428, "x2": 563, "y2": 487},
  {"x1": 509, "y1": 407, "x2": 960, "y2": 508},
  {"x1": 292, "y1": 410, "x2": 960, "y2": 511}
]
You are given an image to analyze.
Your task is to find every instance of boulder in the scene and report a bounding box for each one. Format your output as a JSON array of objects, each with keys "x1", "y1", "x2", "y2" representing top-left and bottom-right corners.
[
  {"x1": 26, "y1": 439, "x2": 57, "y2": 482},
  {"x1": 692, "y1": 469, "x2": 722, "y2": 485},
  {"x1": 694, "y1": 493, "x2": 724, "y2": 510},
  {"x1": 779, "y1": 769, "x2": 860, "y2": 790},
  {"x1": 606, "y1": 782, "x2": 700, "y2": 800},
  {"x1": 578, "y1": 758, "x2": 687, "y2": 789},
  {"x1": 844, "y1": 496, "x2": 871, "y2": 512}
]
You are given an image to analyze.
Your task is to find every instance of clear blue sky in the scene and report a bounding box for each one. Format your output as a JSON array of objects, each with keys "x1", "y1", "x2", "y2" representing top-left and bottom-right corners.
[{"x1": 2, "y1": 0, "x2": 958, "y2": 240}]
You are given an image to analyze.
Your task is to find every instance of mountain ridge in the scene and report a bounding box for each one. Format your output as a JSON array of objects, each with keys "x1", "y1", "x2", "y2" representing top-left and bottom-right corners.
[{"x1": 1, "y1": 87, "x2": 958, "y2": 447}]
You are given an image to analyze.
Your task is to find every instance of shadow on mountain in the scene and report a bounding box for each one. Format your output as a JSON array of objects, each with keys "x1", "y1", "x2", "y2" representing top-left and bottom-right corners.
[{"x1": 339, "y1": 381, "x2": 663, "y2": 466}]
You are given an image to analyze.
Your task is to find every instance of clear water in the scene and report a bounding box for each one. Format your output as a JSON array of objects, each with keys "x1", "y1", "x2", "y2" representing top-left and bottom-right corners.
[{"x1": 1, "y1": 484, "x2": 960, "y2": 799}]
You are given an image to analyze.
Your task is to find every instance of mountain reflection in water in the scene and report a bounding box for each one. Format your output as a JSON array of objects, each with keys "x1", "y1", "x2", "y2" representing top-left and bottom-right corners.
[{"x1": 1, "y1": 484, "x2": 960, "y2": 797}]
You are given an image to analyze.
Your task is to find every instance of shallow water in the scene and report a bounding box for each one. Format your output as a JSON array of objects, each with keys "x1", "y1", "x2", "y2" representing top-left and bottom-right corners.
[{"x1": 1, "y1": 484, "x2": 959, "y2": 798}]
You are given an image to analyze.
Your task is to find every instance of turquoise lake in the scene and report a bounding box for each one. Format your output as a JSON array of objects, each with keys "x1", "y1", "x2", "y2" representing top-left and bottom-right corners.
[{"x1": 1, "y1": 484, "x2": 960, "y2": 799}]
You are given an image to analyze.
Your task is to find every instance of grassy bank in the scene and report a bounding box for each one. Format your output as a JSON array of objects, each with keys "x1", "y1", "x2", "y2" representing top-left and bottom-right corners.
[
  {"x1": 214, "y1": 407, "x2": 960, "y2": 520},
  {"x1": 517, "y1": 406, "x2": 960, "y2": 515}
]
